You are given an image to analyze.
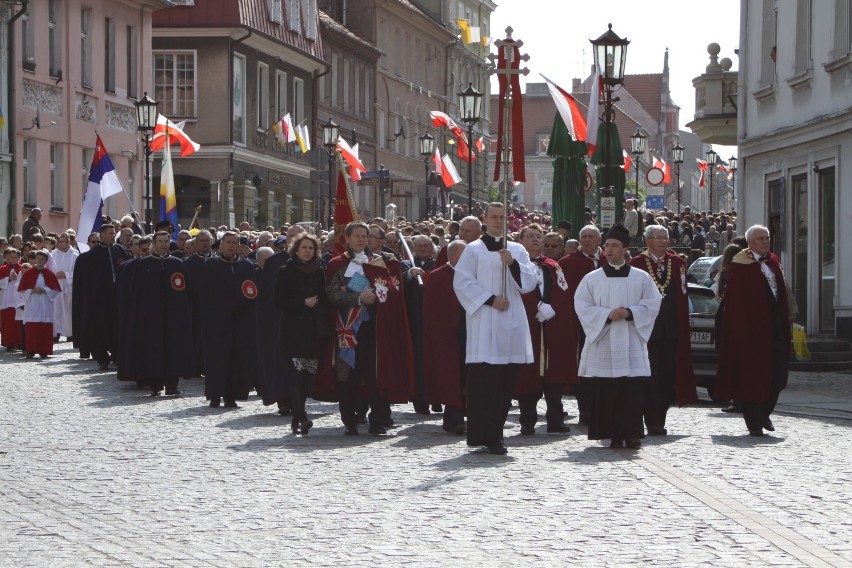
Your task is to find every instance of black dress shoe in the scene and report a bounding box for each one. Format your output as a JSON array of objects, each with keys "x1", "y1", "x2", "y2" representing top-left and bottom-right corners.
[
  {"x1": 223, "y1": 399, "x2": 238, "y2": 408},
  {"x1": 299, "y1": 419, "x2": 313, "y2": 434},
  {"x1": 413, "y1": 405, "x2": 431, "y2": 415},
  {"x1": 357, "y1": 415, "x2": 368, "y2": 425},
  {"x1": 431, "y1": 403, "x2": 443, "y2": 413},
  {"x1": 164, "y1": 388, "x2": 181, "y2": 396},
  {"x1": 625, "y1": 438, "x2": 642, "y2": 449},
  {"x1": 150, "y1": 390, "x2": 162, "y2": 397},
  {"x1": 345, "y1": 424, "x2": 359, "y2": 435},
  {"x1": 721, "y1": 402, "x2": 743, "y2": 413},
  {"x1": 485, "y1": 441, "x2": 508, "y2": 455},
  {"x1": 209, "y1": 399, "x2": 221, "y2": 408},
  {"x1": 749, "y1": 429, "x2": 764, "y2": 437},
  {"x1": 647, "y1": 426, "x2": 668, "y2": 436},
  {"x1": 763, "y1": 418, "x2": 775, "y2": 432},
  {"x1": 368, "y1": 425, "x2": 388, "y2": 435},
  {"x1": 546, "y1": 423, "x2": 571, "y2": 434},
  {"x1": 278, "y1": 406, "x2": 292, "y2": 416},
  {"x1": 291, "y1": 417, "x2": 301, "y2": 434},
  {"x1": 24, "y1": 352, "x2": 35, "y2": 359},
  {"x1": 520, "y1": 425, "x2": 536, "y2": 435},
  {"x1": 609, "y1": 439, "x2": 625, "y2": 448}
]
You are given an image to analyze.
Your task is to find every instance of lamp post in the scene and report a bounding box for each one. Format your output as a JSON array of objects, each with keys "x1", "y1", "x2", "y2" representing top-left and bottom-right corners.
[
  {"x1": 419, "y1": 131, "x2": 435, "y2": 215},
  {"x1": 378, "y1": 164, "x2": 386, "y2": 214},
  {"x1": 590, "y1": 24, "x2": 630, "y2": 228},
  {"x1": 728, "y1": 155, "x2": 737, "y2": 212},
  {"x1": 134, "y1": 92, "x2": 158, "y2": 233},
  {"x1": 672, "y1": 141, "x2": 685, "y2": 214},
  {"x1": 705, "y1": 145, "x2": 717, "y2": 212},
  {"x1": 457, "y1": 82, "x2": 483, "y2": 212},
  {"x1": 630, "y1": 127, "x2": 646, "y2": 202},
  {"x1": 321, "y1": 118, "x2": 339, "y2": 230}
]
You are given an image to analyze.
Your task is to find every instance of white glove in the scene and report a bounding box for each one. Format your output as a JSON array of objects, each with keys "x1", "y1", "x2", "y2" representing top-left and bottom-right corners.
[{"x1": 535, "y1": 302, "x2": 556, "y2": 322}]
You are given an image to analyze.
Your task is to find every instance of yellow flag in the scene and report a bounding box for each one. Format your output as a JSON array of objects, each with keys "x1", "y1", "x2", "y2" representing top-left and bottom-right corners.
[{"x1": 456, "y1": 19, "x2": 471, "y2": 44}]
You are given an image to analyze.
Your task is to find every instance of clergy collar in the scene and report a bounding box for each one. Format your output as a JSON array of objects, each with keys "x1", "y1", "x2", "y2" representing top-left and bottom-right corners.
[
  {"x1": 482, "y1": 233, "x2": 504, "y2": 243},
  {"x1": 602, "y1": 263, "x2": 630, "y2": 277},
  {"x1": 582, "y1": 248, "x2": 600, "y2": 259},
  {"x1": 608, "y1": 261, "x2": 626, "y2": 270},
  {"x1": 219, "y1": 254, "x2": 237, "y2": 263},
  {"x1": 151, "y1": 252, "x2": 169, "y2": 259}
]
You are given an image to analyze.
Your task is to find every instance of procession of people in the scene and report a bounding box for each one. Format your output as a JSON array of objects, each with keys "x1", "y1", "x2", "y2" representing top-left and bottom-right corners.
[{"x1": 1, "y1": 201, "x2": 792, "y2": 455}]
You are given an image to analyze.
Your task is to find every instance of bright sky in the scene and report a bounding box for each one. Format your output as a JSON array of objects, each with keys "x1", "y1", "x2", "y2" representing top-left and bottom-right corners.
[{"x1": 489, "y1": 0, "x2": 740, "y2": 157}]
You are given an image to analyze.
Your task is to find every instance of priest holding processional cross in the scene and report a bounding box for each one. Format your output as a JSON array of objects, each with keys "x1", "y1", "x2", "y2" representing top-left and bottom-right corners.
[{"x1": 453, "y1": 28, "x2": 535, "y2": 456}]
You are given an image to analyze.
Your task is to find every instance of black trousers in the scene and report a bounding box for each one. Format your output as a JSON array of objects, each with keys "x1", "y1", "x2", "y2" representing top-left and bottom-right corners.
[
  {"x1": 585, "y1": 377, "x2": 646, "y2": 442},
  {"x1": 443, "y1": 404, "x2": 465, "y2": 429},
  {"x1": 466, "y1": 363, "x2": 518, "y2": 446},
  {"x1": 337, "y1": 321, "x2": 390, "y2": 428},
  {"x1": 289, "y1": 368, "x2": 313, "y2": 421},
  {"x1": 742, "y1": 335, "x2": 788, "y2": 432},
  {"x1": 518, "y1": 384, "x2": 565, "y2": 427},
  {"x1": 645, "y1": 337, "x2": 677, "y2": 430}
]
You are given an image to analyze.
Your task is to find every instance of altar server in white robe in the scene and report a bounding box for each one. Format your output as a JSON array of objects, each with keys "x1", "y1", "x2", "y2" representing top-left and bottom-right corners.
[
  {"x1": 17, "y1": 251, "x2": 61, "y2": 358},
  {"x1": 50, "y1": 232, "x2": 78, "y2": 340},
  {"x1": 574, "y1": 224, "x2": 662, "y2": 450},
  {"x1": 453, "y1": 202, "x2": 538, "y2": 455}
]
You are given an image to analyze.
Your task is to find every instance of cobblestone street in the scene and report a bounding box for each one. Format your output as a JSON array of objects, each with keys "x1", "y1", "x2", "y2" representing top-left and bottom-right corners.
[{"x1": 1, "y1": 343, "x2": 850, "y2": 567}]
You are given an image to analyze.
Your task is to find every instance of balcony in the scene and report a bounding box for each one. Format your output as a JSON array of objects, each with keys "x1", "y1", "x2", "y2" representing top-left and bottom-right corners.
[{"x1": 685, "y1": 43, "x2": 737, "y2": 146}]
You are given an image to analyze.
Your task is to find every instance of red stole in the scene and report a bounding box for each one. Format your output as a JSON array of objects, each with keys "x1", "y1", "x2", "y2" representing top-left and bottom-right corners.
[
  {"x1": 0, "y1": 262, "x2": 23, "y2": 280},
  {"x1": 17, "y1": 267, "x2": 61, "y2": 292}
]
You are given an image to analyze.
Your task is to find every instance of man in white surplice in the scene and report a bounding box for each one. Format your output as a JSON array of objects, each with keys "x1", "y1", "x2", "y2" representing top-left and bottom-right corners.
[
  {"x1": 50, "y1": 232, "x2": 78, "y2": 341},
  {"x1": 453, "y1": 202, "x2": 538, "y2": 455},
  {"x1": 574, "y1": 224, "x2": 662, "y2": 450}
]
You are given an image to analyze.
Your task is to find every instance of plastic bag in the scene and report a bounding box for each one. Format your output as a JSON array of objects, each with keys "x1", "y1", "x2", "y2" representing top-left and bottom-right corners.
[{"x1": 792, "y1": 323, "x2": 811, "y2": 361}]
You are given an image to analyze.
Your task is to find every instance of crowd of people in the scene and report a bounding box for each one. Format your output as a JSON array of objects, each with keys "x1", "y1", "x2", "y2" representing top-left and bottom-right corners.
[{"x1": 1, "y1": 200, "x2": 791, "y2": 454}]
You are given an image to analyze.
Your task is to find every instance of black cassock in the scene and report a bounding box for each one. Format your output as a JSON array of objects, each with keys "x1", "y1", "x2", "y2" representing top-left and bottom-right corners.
[
  {"x1": 183, "y1": 253, "x2": 209, "y2": 376},
  {"x1": 76, "y1": 244, "x2": 127, "y2": 363},
  {"x1": 116, "y1": 254, "x2": 194, "y2": 389},
  {"x1": 200, "y1": 256, "x2": 258, "y2": 401},
  {"x1": 254, "y1": 250, "x2": 291, "y2": 406}
]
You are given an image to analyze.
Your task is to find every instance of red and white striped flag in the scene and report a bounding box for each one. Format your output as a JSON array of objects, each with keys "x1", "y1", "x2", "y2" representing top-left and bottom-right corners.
[
  {"x1": 696, "y1": 159, "x2": 708, "y2": 188},
  {"x1": 584, "y1": 67, "x2": 602, "y2": 153},
  {"x1": 623, "y1": 149, "x2": 632, "y2": 173},
  {"x1": 433, "y1": 148, "x2": 443, "y2": 178},
  {"x1": 475, "y1": 136, "x2": 484, "y2": 152},
  {"x1": 653, "y1": 157, "x2": 671, "y2": 183},
  {"x1": 337, "y1": 136, "x2": 366, "y2": 181},
  {"x1": 149, "y1": 115, "x2": 201, "y2": 157},
  {"x1": 440, "y1": 154, "x2": 462, "y2": 187},
  {"x1": 541, "y1": 74, "x2": 588, "y2": 143}
]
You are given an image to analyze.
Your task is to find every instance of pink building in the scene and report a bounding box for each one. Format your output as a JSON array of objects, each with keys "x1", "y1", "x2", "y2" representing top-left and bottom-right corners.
[{"x1": 7, "y1": 0, "x2": 170, "y2": 238}]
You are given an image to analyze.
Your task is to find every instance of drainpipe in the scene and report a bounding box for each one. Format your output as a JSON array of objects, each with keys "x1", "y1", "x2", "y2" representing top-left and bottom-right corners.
[{"x1": 5, "y1": 0, "x2": 28, "y2": 235}]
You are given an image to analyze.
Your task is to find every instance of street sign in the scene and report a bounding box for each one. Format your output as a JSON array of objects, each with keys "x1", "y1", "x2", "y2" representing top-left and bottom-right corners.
[{"x1": 646, "y1": 195, "x2": 665, "y2": 209}]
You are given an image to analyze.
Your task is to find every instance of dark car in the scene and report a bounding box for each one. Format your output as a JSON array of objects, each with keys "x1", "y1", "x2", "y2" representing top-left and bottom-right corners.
[{"x1": 687, "y1": 283, "x2": 720, "y2": 396}]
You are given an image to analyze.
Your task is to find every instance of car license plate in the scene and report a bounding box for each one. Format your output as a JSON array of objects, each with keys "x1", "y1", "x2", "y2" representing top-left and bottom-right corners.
[{"x1": 691, "y1": 331, "x2": 712, "y2": 343}]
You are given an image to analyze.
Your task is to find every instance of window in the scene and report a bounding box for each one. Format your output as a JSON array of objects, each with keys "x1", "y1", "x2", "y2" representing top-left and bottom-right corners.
[
  {"x1": 105, "y1": 18, "x2": 116, "y2": 92},
  {"x1": 268, "y1": 0, "x2": 282, "y2": 23},
  {"x1": 257, "y1": 62, "x2": 269, "y2": 129},
  {"x1": 364, "y1": 69, "x2": 371, "y2": 121},
  {"x1": 154, "y1": 51, "x2": 197, "y2": 117},
  {"x1": 354, "y1": 64, "x2": 361, "y2": 117},
  {"x1": 331, "y1": 53, "x2": 338, "y2": 108},
  {"x1": 81, "y1": 7, "x2": 92, "y2": 87},
  {"x1": 794, "y1": 0, "x2": 813, "y2": 74},
  {"x1": 275, "y1": 70, "x2": 287, "y2": 121},
  {"x1": 49, "y1": 0, "x2": 62, "y2": 78},
  {"x1": 300, "y1": 0, "x2": 317, "y2": 40},
  {"x1": 287, "y1": 0, "x2": 301, "y2": 32},
  {"x1": 343, "y1": 59, "x2": 350, "y2": 111},
  {"x1": 126, "y1": 26, "x2": 138, "y2": 99},
  {"x1": 292, "y1": 77, "x2": 304, "y2": 124},
  {"x1": 23, "y1": 141, "x2": 36, "y2": 207},
  {"x1": 233, "y1": 54, "x2": 246, "y2": 144},
  {"x1": 22, "y1": 11, "x2": 35, "y2": 71},
  {"x1": 50, "y1": 145, "x2": 64, "y2": 210}
]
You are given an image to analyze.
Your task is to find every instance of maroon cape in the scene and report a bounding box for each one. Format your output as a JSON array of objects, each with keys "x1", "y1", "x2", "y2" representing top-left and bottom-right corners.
[
  {"x1": 557, "y1": 249, "x2": 608, "y2": 387},
  {"x1": 422, "y1": 264, "x2": 463, "y2": 407},
  {"x1": 314, "y1": 253, "x2": 414, "y2": 403},
  {"x1": 516, "y1": 257, "x2": 576, "y2": 396},
  {"x1": 433, "y1": 244, "x2": 448, "y2": 269},
  {"x1": 715, "y1": 250, "x2": 790, "y2": 402},
  {"x1": 630, "y1": 251, "x2": 697, "y2": 406}
]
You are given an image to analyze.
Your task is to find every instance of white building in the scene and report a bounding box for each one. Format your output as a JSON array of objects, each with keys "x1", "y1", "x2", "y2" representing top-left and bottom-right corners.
[{"x1": 737, "y1": 0, "x2": 852, "y2": 338}]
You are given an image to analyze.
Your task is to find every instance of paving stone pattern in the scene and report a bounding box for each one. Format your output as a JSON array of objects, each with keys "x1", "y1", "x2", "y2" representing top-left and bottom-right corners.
[{"x1": 1, "y1": 343, "x2": 850, "y2": 567}]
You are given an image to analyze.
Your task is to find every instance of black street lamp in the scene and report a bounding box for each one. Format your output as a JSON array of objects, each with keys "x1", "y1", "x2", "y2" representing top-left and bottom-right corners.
[
  {"x1": 630, "y1": 127, "x2": 646, "y2": 202},
  {"x1": 419, "y1": 131, "x2": 435, "y2": 215},
  {"x1": 457, "y1": 82, "x2": 483, "y2": 212},
  {"x1": 321, "y1": 118, "x2": 339, "y2": 230},
  {"x1": 672, "y1": 141, "x2": 685, "y2": 214},
  {"x1": 705, "y1": 145, "x2": 717, "y2": 212},
  {"x1": 590, "y1": 24, "x2": 630, "y2": 228},
  {"x1": 728, "y1": 155, "x2": 737, "y2": 211},
  {"x1": 134, "y1": 92, "x2": 158, "y2": 233}
]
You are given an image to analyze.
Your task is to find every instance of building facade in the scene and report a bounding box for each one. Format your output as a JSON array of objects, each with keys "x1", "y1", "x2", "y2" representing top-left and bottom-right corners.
[
  {"x1": 6, "y1": 0, "x2": 168, "y2": 238},
  {"x1": 152, "y1": 0, "x2": 325, "y2": 230},
  {"x1": 737, "y1": 0, "x2": 852, "y2": 338}
]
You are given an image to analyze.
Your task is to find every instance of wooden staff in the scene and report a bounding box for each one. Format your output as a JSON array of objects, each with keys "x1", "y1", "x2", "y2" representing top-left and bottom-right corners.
[{"x1": 188, "y1": 205, "x2": 202, "y2": 230}]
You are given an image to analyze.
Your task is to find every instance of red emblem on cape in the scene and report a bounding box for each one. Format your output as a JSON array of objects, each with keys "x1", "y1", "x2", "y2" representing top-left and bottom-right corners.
[
  {"x1": 170, "y1": 272, "x2": 186, "y2": 291},
  {"x1": 241, "y1": 280, "x2": 257, "y2": 299}
]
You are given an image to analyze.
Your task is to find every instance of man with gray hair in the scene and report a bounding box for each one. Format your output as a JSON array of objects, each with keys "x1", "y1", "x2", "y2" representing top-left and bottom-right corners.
[
  {"x1": 542, "y1": 231, "x2": 565, "y2": 261},
  {"x1": 434, "y1": 215, "x2": 482, "y2": 267},
  {"x1": 564, "y1": 239, "x2": 579, "y2": 255},
  {"x1": 715, "y1": 224, "x2": 790, "y2": 436}
]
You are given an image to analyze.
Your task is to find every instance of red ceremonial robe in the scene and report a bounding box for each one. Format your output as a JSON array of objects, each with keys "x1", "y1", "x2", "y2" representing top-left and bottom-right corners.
[
  {"x1": 433, "y1": 244, "x2": 448, "y2": 269},
  {"x1": 557, "y1": 249, "x2": 608, "y2": 387},
  {"x1": 17, "y1": 267, "x2": 61, "y2": 356},
  {"x1": 516, "y1": 257, "x2": 576, "y2": 396},
  {"x1": 17, "y1": 266, "x2": 61, "y2": 294},
  {"x1": 315, "y1": 253, "x2": 414, "y2": 403},
  {"x1": 422, "y1": 264, "x2": 463, "y2": 408},
  {"x1": 0, "y1": 262, "x2": 23, "y2": 347},
  {"x1": 630, "y1": 251, "x2": 697, "y2": 406},
  {"x1": 715, "y1": 250, "x2": 790, "y2": 402}
]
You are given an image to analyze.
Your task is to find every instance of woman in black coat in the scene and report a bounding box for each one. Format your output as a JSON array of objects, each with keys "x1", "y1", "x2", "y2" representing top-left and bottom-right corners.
[{"x1": 274, "y1": 233, "x2": 327, "y2": 434}]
